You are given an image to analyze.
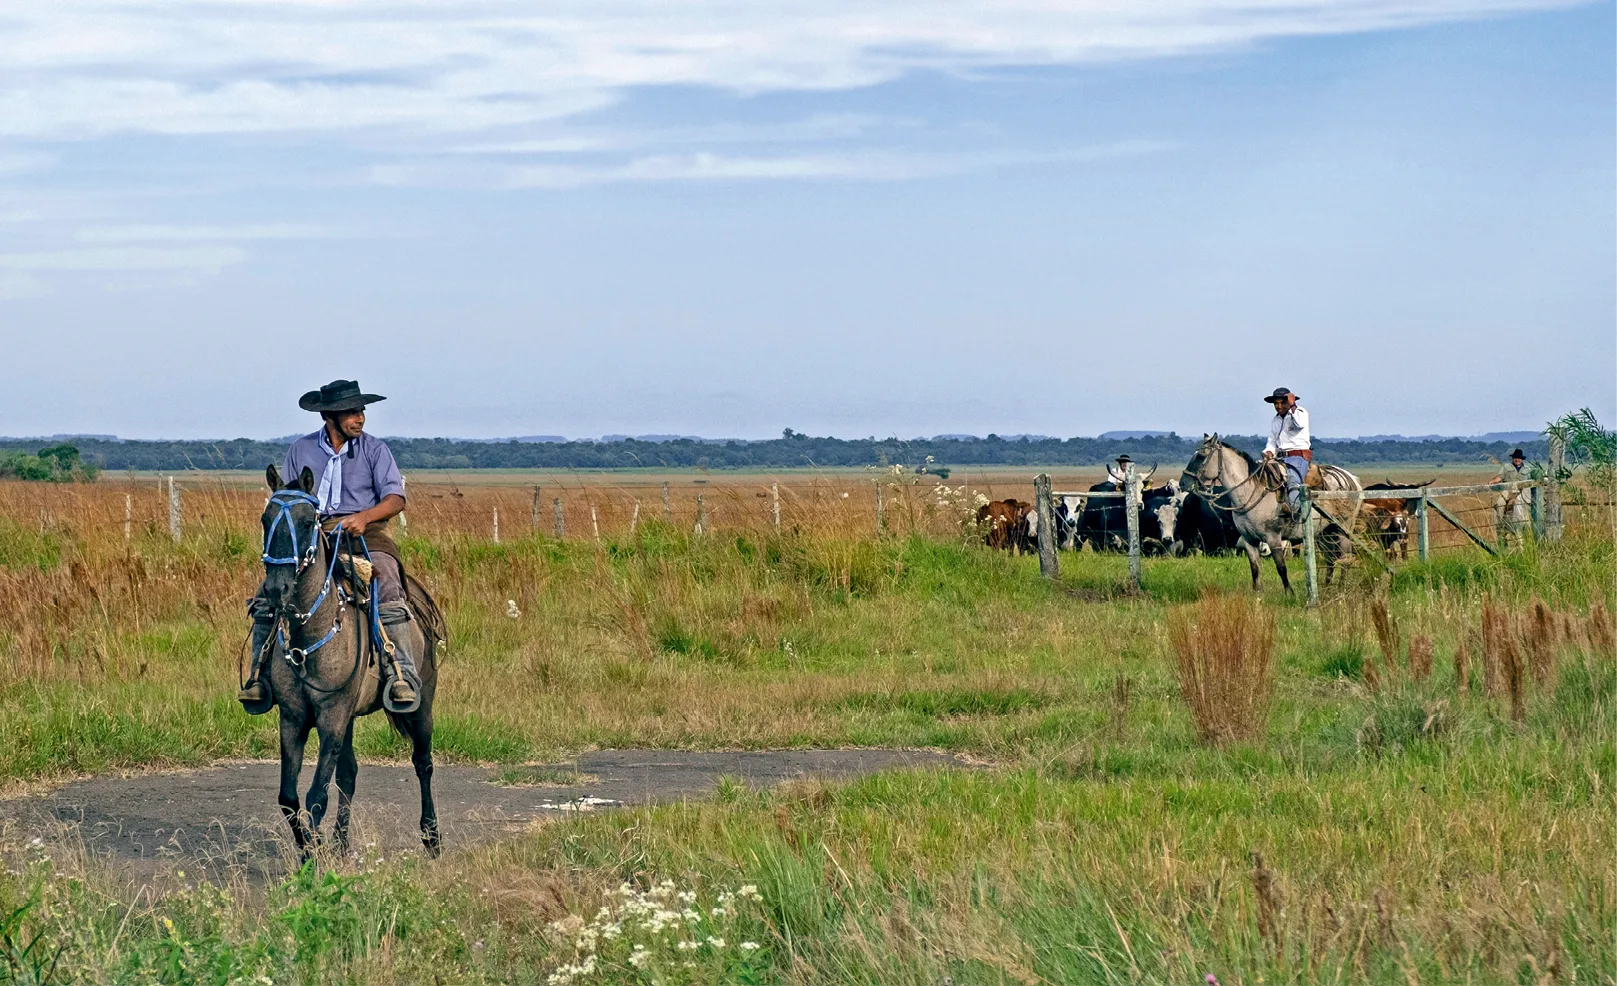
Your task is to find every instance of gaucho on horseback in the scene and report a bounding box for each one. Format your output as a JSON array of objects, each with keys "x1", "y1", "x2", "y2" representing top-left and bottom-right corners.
[
  {"x1": 1261, "y1": 387, "x2": 1310, "y2": 522},
  {"x1": 238, "y1": 379, "x2": 422, "y2": 714}
]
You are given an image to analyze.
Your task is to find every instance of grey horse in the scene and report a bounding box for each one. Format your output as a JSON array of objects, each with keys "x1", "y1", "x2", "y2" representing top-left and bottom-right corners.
[
  {"x1": 1181, "y1": 434, "x2": 1362, "y2": 592},
  {"x1": 259, "y1": 465, "x2": 442, "y2": 861}
]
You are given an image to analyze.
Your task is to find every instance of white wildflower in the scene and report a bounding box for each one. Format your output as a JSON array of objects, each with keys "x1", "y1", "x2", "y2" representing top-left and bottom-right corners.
[
  {"x1": 676, "y1": 939, "x2": 699, "y2": 952},
  {"x1": 506, "y1": 599, "x2": 521, "y2": 619},
  {"x1": 740, "y1": 941, "x2": 761, "y2": 951},
  {"x1": 707, "y1": 936, "x2": 726, "y2": 948}
]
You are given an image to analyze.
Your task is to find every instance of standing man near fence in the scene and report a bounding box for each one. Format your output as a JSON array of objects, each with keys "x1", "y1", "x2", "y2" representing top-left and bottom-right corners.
[
  {"x1": 1262, "y1": 387, "x2": 1311, "y2": 522},
  {"x1": 238, "y1": 379, "x2": 421, "y2": 714},
  {"x1": 1492, "y1": 447, "x2": 1531, "y2": 548}
]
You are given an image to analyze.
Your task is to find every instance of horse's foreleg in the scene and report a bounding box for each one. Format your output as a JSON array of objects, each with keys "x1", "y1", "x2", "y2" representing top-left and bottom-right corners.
[
  {"x1": 1241, "y1": 539, "x2": 1262, "y2": 591},
  {"x1": 407, "y1": 711, "x2": 440, "y2": 858},
  {"x1": 278, "y1": 716, "x2": 313, "y2": 858},
  {"x1": 303, "y1": 709, "x2": 350, "y2": 847},
  {"x1": 334, "y1": 720, "x2": 358, "y2": 855},
  {"x1": 1274, "y1": 545, "x2": 1293, "y2": 594}
]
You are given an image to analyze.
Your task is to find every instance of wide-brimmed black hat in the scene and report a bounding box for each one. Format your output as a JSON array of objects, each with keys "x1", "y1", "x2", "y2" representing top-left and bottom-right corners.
[
  {"x1": 1116, "y1": 454, "x2": 1134, "y2": 464},
  {"x1": 299, "y1": 379, "x2": 386, "y2": 412},
  {"x1": 1509, "y1": 448, "x2": 1526, "y2": 460},
  {"x1": 1263, "y1": 387, "x2": 1296, "y2": 404}
]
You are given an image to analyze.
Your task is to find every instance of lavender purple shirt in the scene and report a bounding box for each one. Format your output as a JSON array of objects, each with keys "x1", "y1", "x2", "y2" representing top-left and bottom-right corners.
[{"x1": 281, "y1": 430, "x2": 406, "y2": 517}]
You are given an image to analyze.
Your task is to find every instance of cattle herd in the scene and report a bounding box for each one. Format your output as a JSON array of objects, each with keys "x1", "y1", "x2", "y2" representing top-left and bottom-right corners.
[{"x1": 975, "y1": 466, "x2": 1434, "y2": 563}]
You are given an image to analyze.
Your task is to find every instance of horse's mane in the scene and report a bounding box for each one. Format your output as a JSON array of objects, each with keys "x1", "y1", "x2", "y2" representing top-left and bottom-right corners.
[{"x1": 1195, "y1": 437, "x2": 1260, "y2": 473}]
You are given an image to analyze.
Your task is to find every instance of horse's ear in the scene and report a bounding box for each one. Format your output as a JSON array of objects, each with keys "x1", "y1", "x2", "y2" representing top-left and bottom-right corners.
[
  {"x1": 298, "y1": 466, "x2": 316, "y2": 494},
  {"x1": 266, "y1": 464, "x2": 281, "y2": 491}
]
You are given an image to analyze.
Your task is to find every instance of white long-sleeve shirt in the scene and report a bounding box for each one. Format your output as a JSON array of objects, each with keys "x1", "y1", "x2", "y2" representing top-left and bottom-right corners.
[{"x1": 1265, "y1": 406, "x2": 1311, "y2": 454}]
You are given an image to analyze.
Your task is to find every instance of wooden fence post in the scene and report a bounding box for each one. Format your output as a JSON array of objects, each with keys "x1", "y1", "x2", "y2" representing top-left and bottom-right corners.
[
  {"x1": 531, "y1": 486, "x2": 541, "y2": 532},
  {"x1": 1034, "y1": 473, "x2": 1058, "y2": 579},
  {"x1": 1544, "y1": 436, "x2": 1565, "y2": 541},
  {"x1": 662, "y1": 482, "x2": 671, "y2": 522},
  {"x1": 1124, "y1": 464, "x2": 1142, "y2": 589},
  {"x1": 694, "y1": 494, "x2": 707, "y2": 536},
  {"x1": 591, "y1": 505, "x2": 600, "y2": 540},
  {"x1": 492, "y1": 507, "x2": 500, "y2": 544},
  {"x1": 630, "y1": 501, "x2": 641, "y2": 533},
  {"x1": 1530, "y1": 483, "x2": 1544, "y2": 542},
  {"x1": 124, "y1": 493, "x2": 132, "y2": 542},
  {"x1": 553, "y1": 497, "x2": 565, "y2": 539},
  {"x1": 771, "y1": 482, "x2": 780, "y2": 531},
  {"x1": 167, "y1": 476, "x2": 182, "y2": 544},
  {"x1": 1302, "y1": 488, "x2": 1319, "y2": 608},
  {"x1": 874, "y1": 481, "x2": 885, "y2": 534},
  {"x1": 1415, "y1": 490, "x2": 1430, "y2": 562}
]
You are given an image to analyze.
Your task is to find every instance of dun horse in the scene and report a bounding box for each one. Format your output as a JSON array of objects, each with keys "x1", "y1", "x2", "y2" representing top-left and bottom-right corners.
[
  {"x1": 258, "y1": 465, "x2": 443, "y2": 860},
  {"x1": 1181, "y1": 434, "x2": 1362, "y2": 592}
]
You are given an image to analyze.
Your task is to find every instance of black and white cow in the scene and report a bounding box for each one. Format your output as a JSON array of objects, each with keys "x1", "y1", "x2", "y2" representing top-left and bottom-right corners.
[{"x1": 1173, "y1": 490, "x2": 1243, "y2": 555}]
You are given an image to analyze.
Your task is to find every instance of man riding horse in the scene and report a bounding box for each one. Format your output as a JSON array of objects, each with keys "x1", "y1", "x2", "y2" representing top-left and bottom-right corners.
[
  {"x1": 239, "y1": 379, "x2": 421, "y2": 714},
  {"x1": 1262, "y1": 387, "x2": 1310, "y2": 523}
]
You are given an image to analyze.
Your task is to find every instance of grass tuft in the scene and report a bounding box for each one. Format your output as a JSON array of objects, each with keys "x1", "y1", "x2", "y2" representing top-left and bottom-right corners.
[{"x1": 1168, "y1": 595, "x2": 1276, "y2": 746}]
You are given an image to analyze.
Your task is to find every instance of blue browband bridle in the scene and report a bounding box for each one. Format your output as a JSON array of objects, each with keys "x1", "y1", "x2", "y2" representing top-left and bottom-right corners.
[
  {"x1": 262, "y1": 489, "x2": 342, "y2": 665},
  {"x1": 263, "y1": 489, "x2": 321, "y2": 566}
]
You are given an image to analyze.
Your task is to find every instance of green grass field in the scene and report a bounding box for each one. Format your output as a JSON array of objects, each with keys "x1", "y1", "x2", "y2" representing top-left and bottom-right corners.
[{"x1": 0, "y1": 483, "x2": 1611, "y2": 984}]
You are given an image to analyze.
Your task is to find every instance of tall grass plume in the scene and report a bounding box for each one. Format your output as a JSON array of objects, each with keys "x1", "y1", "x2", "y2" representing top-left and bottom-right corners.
[{"x1": 1168, "y1": 595, "x2": 1275, "y2": 745}]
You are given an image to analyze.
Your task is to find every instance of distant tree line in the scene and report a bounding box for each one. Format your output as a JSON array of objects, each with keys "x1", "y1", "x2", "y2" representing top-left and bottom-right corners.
[{"x1": 0, "y1": 432, "x2": 1551, "y2": 473}]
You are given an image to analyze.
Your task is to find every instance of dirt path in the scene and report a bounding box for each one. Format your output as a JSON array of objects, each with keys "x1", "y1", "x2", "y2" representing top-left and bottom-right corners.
[{"x1": 0, "y1": 749, "x2": 960, "y2": 874}]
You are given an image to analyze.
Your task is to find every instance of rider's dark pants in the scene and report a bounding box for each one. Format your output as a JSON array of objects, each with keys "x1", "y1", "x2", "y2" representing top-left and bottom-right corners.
[{"x1": 370, "y1": 552, "x2": 405, "y2": 604}]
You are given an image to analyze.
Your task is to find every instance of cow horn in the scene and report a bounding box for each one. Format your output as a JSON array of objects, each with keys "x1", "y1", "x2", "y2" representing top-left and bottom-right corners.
[
  {"x1": 1143, "y1": 463, "x2": 1158, "y2": 482},
  {"x1": 1106, "y1": 465, "x2": 1122, "y2": 484}
]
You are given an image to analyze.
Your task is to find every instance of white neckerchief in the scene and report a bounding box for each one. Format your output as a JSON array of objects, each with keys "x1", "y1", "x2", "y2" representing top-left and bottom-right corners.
[{"x1": 316, "y1": 430, "x2": 348, "y2": 515}]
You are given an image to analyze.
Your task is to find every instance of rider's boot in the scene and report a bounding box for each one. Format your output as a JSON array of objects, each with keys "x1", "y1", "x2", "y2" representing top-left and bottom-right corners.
[
  {"x1": 237, "y1": 597, "x2": 277, "y2": 715},
  {"x1": 379, "y1": 601, "x2": 422, "y2": 713},
  {"x1": 1277, "y1": 491, "x2": 1300, "y2": 524}
]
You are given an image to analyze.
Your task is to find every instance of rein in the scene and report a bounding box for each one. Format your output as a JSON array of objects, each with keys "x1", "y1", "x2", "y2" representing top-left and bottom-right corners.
[{"x1": 1184, "y1": 441, "x2": 1276, "y2": 515}]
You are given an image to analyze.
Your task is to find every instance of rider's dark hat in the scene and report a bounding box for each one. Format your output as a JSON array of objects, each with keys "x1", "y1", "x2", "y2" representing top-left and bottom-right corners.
[
  {"x1": 1263, "y1": 387, "x2": 1295, "y2": 404},
  {"x1": 1509, "y1": 448, "x2": 1526, "y2": 459},
  {"x1": 1116, "y1": 454, "x2": 1133, "y2": 465},
  {"x1": 299, "y1": 379, "x2": 386, "y2": 413}
]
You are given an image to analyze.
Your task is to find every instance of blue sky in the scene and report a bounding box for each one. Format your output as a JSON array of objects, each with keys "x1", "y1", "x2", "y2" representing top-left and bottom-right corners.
[{"x1": 1, "y1": 0, "x2": 1611, "y2": 440}]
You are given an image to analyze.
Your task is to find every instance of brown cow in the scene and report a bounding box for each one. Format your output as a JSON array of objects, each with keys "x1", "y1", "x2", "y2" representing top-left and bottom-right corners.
[
  {"x1": 977, "y1": 499, "x2": 1035, "y2": 552},
  {"x1": 1360, "y1": 478, "x2": 1435, "y2": 560}
]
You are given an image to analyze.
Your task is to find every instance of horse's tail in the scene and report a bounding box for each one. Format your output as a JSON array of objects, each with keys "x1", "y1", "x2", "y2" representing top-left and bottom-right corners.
[
  {"x1": 385, "y1": 574, "x2": 446, "y2": 738},
  {"x1": 404, "y1": 574, "x2": 447, "y2": 660}
]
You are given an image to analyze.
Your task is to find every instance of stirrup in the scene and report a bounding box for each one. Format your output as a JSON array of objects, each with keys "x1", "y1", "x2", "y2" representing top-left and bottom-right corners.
[
  {"x1": 237, "y1": 679, "x2": 274, "y2": 716},
  {"x1": 385, "y1": 677, "x2": 420, "y2": 712},
  {"x1": 383, "y1": 673, "x2": 421, "y2": 714}
]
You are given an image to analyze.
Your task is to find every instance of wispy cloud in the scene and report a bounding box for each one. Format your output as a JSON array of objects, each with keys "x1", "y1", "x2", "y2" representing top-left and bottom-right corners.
[
  {"x1": 471, "y1": 140, "x2": 1175, "y2": 189},
  {"x1": 0, "y1": 1, "x2": 1578, "y2": 143},
  {"x1": 74, "y1": 223, "x2": 350, "y2": 243},
  {"x1": 0, "y1": 271, "x2": 50, "y2": 301},
  {"x1": 0, "y1": 152, "x2": 54, "y2": 177},
  {"x1": 0, "y1": 246, "x2": 247, "y2": 272}
]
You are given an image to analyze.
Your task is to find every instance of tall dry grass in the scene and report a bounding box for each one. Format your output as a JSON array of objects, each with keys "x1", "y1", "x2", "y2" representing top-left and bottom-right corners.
[{"x1": 1167, "y1": 594, "x2": 1276, "y2": 745}]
